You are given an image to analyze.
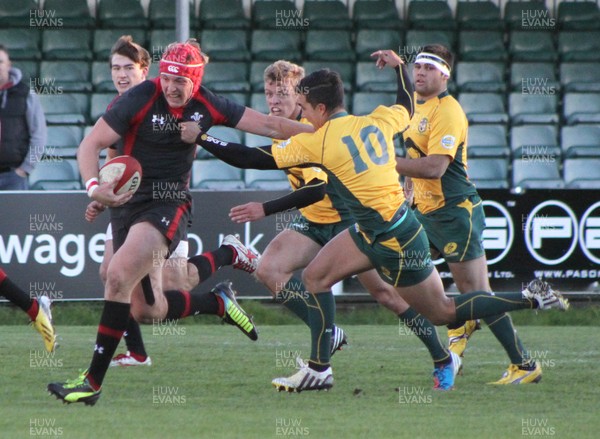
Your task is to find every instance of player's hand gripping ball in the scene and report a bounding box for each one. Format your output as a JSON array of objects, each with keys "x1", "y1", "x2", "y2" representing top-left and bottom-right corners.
[{"x1": 99, "y1": 155, "x2": 142, "y2": 195}]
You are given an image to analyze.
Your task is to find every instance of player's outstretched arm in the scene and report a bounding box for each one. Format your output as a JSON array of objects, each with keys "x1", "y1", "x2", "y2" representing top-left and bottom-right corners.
[
  {"x1": 236, "y1": 107, "x2": 314, "y2": 140},
  {"x1": 180, "y1": 121, "x2": 278, "y2": 170},
  {"x1": 230, "y1": 178, "x2": 326, "y2": 223},
  {"x1": 371, "y1": 49, "x2": 414, "y2": 117}
]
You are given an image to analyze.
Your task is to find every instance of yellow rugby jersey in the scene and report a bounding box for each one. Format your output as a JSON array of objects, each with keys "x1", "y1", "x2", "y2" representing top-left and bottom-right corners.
[
  {"x1": 273, "y1": 117, "x2": 351, "y2": 224},
  {"x1": 272, "y1": 105, "x2": 409, "y2": 235},
  {"x1": 403, "y1": 91, "x2": 477, "y2": 214}
]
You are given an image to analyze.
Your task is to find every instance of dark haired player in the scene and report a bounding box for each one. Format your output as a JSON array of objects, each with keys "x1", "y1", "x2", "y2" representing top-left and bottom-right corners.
[
  {"x1": 0, "y1": 268, "x2": 56, "y2": 352},
  {"x1": 48, "y1": 39, "x2": 311, "y2": 405},
  {"x1": 396, "y1": 44, "x2": 542, "y2": 384},
  {"x1": 182, "y1": 50, "x2": 568, "y2": 392}
]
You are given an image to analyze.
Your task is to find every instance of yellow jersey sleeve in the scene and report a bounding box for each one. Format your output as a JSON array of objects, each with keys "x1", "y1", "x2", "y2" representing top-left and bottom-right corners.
[
  {"x1": 272, "y1": 132, "x2": 323, "y2": 169},
  {"x1": 427, "y1": 99, "x2": 467, "y2": 160}
]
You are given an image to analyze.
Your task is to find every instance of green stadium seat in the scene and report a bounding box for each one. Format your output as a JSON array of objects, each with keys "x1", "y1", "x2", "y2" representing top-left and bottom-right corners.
[
  {"x1": 509, "y1": 93, "x2": 559, "y2": 125},
  {"x1": 467, "y1": 124, "x2": 510, "y2": 158},
  {"x1": 355, "y1": 62, "x2": 397, "y2": 92},
  {"x1": 510, "y1": 62, "x2": 559, "y2": 92},
  {"x1": 191, "y1": 160, "x2": 245, "y2": 190},
  {"x1": 353, "y1": 0, "x2": 402, "y2": 29},
  {"x1": 202, "y1": 62, "x2": 250, "y2": 93},
  {"x1": 93, "y1": 29, "x2": 147, "y2": 61},
  {"x1": 42, "y1": 29, "x2": 92, "y2": 61},
  {"x1": 199, "y1": 0, "x2": 249, "y2": 30},
  {"x1": 91, "y1": 61, "x2": 114, "y2": 92},
  {"x1": 245, "y1": 133, "x2": 272, "y2": 148},
  {"x1": 46, "y1": 125, "x2": 83, "y2": 149},
  {"x1": 456, "y1": 0, "x2": 504, "y2": 30},
  {"x1": 43, "y1": 0, "x2": 95, "y2": 28},
  {"x1": 455, "y1": 62, "x2": 506, "y2": 93},
  {"x1": 508, "y1": 31, "x2": 557, "y2": 62},
  {"x1": 218, "y1": 92, "x2": 248, "y2": 107},
  {"x1": 458, "y1": 31, "x2": 507, "y2": 62},
  {"x1": 250, "y1": 30, "x2": 302, "y2": 62},
  {"x1": 29, "y1": 160, "x2": 79, "y2": 190},
  {"x1": 510, "y1": 125, "x2": 559, "y2": 159},
  {"x1": 458, "y1": 93, "x2": 509, "y2": 124},
  {"x1": 558, "y1": 32, "x2": 600, "y2": 62},
  {"x1": 560, "y1": 62, "x2": 600, "y2": 92},
  {"x1": 512, "y1": 159, "x2": 564, "y2": 189},
  {"x1": 303, "y1": 61, "x2": 354, "y2": 92},
  {"x1": 250, "y1": 92, "x2": 270, "y2": 115},
  {"x1": 244, "y1": 169, "x2": 289, "y2": 190},
  {"x1": 0, "y1": 28, "x2": 41, "y2": 60},
  {"x1": 505, "y1": 0, "x2": 552, "y2": 30},
  {"x1": 148, "y1": 29, "x2": 177, "y2": 59},
  {"x1": 200, "y1": 30, "x2": 250, "y2": 61},
  {"x1": 408, "y1": 0, "x2": 455, "y2": 30},
  {"x1": 305, "y1": 30, "x2": 355, "y2": 62},
  {"x1": 564, "y1": 158, "x2": 600, "y2": 188},
  {"x1": 252, "y1": 0, "x2": 299, "y2": 30},
  {"x1": 352, "y1": 92, "x2": 395, "y2": 116},
  {"x1": 249, "y1": 61, "x2": 272, "y2": 92},
  {"x1": 355, "y1": 29, "x2": 403, "y2": 62},
  {"x1": 563, "y1": 92, "x2": 600, "y2": 125},
  {"x1": 405, "y1": 30, "x2": 456, "y2": 52},
  {"x1": 39, "y1": 93, "x2": 89, "y2": 125},
  {"x1": 303, "y1": 0, "x2": 352, "y2": 30},
  {"x1": 466, "y1": 158, "x2": 509, "y2": 189},
  {"x1": 149, "y1": 0, "x2": 194, "y2": 29},
  {"x1": 90, "y1": 93, "x2": 116, "y2": 123},
  {"x1": 561, "y1": 125, "x2": 600, "y2": 158},
  {"x1": 558, "y1": 1, "x2": 600, "y2": 31},
  {"x1": 0, "y1": 0, "x2": 38, "y2": 27},
  {"x1": 198, "y1": 126, "x2": 245, "y2": 159},
  {"x1": 97, "y1": 0, "x2": 148, "y2": 29},
  {"x1": 13, "y1": 60, "x2": 39, "y2": 81},
  {"x1": 39, "y1": 61, "x2": 92, "y2": 93}
]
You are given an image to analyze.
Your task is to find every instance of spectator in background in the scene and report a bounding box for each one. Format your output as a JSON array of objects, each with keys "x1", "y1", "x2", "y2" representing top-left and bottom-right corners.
[{"x1": 0, "y1": 44, "x2": 47, "y2": 190}]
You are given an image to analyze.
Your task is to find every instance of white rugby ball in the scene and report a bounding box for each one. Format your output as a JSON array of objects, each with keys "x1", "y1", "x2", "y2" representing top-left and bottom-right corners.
[{"x1": 99, "y1": 155, "x2": 142, "y2": 195}]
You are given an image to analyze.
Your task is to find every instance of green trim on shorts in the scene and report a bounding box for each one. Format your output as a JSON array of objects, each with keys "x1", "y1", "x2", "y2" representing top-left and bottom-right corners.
[
  {"x1": 415, "y1": 195, "x2": 486, "y2": 263},
  {"x1": 349, "y1": 209, "x2": 434, "y2": 287},
  {"x1": 291, "y1": 216, "x2": 356, "y2": 247}
]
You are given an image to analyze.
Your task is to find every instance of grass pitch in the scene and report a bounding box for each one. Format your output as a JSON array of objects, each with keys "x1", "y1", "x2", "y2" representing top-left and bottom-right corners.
[{"x1": 1, "y1": 324, "x2": 598, "y2": 439}]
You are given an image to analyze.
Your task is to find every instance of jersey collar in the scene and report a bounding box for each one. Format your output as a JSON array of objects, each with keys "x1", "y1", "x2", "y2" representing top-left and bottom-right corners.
[
  {"x1": 416, "y1": 90, "x2": 449, "y2": 105},
  {"x1": 328, "y1": 111, "x2": 348, "y2": 121}
]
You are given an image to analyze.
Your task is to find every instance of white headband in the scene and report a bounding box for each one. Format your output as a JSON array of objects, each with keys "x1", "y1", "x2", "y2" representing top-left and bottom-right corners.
[{"x1": 414, "y1": 52, "x2": 451, "y2": 77}]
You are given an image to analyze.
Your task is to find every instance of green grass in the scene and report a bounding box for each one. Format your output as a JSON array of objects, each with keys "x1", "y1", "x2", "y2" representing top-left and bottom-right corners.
[{"x1": 1, "y1": 324, "x2": 598, "y2": 439}]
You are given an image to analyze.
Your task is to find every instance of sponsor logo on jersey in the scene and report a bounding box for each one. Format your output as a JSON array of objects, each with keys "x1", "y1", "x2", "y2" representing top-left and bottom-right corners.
[
  {"x1": 277, "y1": 139, "x2": 291, "y2": 149},
  {"x1": 441, "y1": 135, "x2": 456, "y2": 149},
  {"x1": 418, "y1": 117, "x2": 428, "y2": 133},
  {"x1": 443, "y1": 242, "x2": 458, "y2": 256}
]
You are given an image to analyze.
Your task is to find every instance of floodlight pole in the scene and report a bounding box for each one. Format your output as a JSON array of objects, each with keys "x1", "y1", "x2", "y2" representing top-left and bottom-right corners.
[{"x1": 175, "y1": 0, "x2": 190, "y2": 42}]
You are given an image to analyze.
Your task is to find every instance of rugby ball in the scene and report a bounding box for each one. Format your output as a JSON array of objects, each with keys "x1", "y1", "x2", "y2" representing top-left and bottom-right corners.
[{"x1": 99, "y1": 155, "x2": 142, "y2": 195}]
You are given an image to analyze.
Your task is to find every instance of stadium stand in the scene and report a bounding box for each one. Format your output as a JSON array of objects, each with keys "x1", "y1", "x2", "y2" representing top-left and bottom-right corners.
[
  {"x1": 466, "y1": 158, "x2": 509, "y2": 189},
  {"x1": 467, "y1": 124, "x2": 510, "y2": 159},
  {"x1": 191, "y1": 160, "x2": 245, "y2": 190},
  {"x1": 560, "y1": 125, "x2": 600, "y2": 158},
  {"x1": 512, "y1": 159, "x2": 565, "y2": 189},
  {"x1": 250, "y1": 30, "x2": 302, "y2": 62},
  {"x1": 353, "y1": 0, "x2": 402, "y2": 30},
  {"x1": 198, "y1": 0, "x2": 250, "y2": 30},
  {"x1": 303, "y1": 0, "x2": 352, "y2": 30},
  {"x1": 455, "y1": 62, "x2": 506, "y2": 93},
  {"x1": 456, "y1": 0, "x2": 504, "y2": 30},
  {"x1": 97, "y1": 0, "x2": 148, "y2": 28},
  {"x1": 563, "y1": 158, "x2": 600, "y2": 188},
  {"x1": 510, "y1": 124, "x2": 560, "y2": 159},
  {"x1": 408, "y1": 0, "x2": 455, "y2": 30}
]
